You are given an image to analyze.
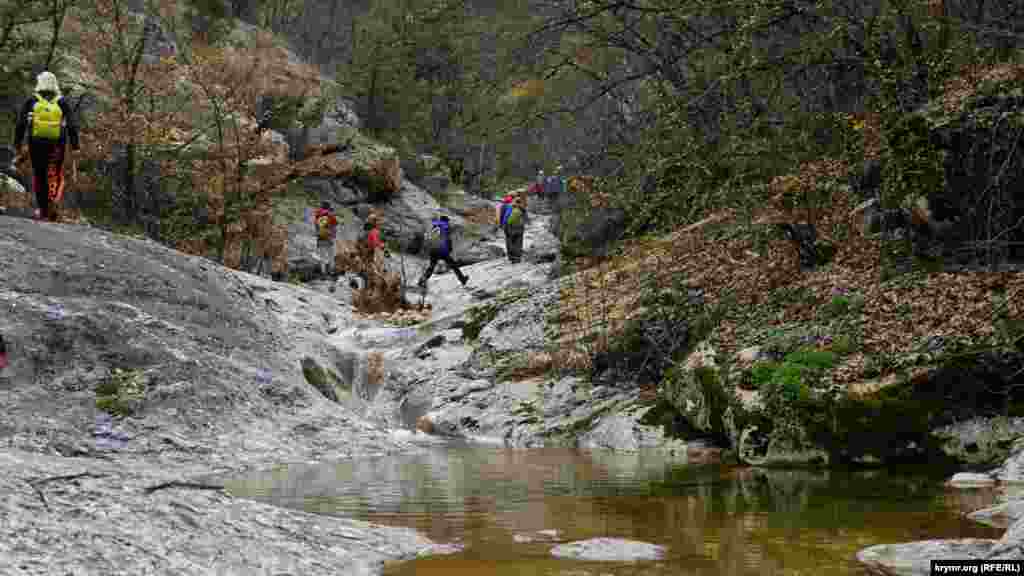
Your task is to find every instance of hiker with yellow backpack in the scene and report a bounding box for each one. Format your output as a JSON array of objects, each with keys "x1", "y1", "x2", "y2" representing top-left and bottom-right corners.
[
  {"x1": 313, "y1": 201, "x2": 339, "y2": 278},
  {"x1": 504, "y1": 193, "x2": 529, "y2": 263},
  {"x1": 13, "y1": 71, "x2": 79, "y2": 221}
]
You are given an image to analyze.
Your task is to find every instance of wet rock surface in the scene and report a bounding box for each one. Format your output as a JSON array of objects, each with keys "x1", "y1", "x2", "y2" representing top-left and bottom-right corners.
[
  {"x1": 549, "y1": 537, "x2": 666, "y2": 562},
  {"x1": 861, "y1": 438, "x2": 1024, "y2": 574},
  {"x1": 0, "y1": 196, "x2": 691, "y2": 573},
  {"x1": 0, "y1": 215, "x2": 448, "y2": 574},
  {"x1": 857, "y1": 539, "x2": 1003, "y2": 575}
]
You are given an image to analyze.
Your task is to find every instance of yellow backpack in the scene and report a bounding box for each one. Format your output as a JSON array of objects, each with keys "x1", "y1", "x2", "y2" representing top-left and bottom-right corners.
[{"x1": 31, "y1": 94, "x2": 63, "y2": 141}]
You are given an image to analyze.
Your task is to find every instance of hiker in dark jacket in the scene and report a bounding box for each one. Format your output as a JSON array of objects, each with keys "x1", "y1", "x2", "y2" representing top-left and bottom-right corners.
[
  {"x1": 13, "y1": 71, "x2": 80, "y2": 221},
  {"x1": 504, "y1": 194, "x2": 529, "y2": 263},
  {"x1": 417, "y1": 214, "x2": 470, "y2": 289}
]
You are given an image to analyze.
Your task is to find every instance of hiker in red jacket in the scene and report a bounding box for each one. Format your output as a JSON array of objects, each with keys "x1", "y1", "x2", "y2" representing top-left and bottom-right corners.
[{"x1": 357, "y1": 214, "x2": 389, "y2": 289}]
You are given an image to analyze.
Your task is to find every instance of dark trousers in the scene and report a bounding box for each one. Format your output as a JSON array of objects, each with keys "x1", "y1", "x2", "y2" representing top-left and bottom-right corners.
[
  {"x1": 419, "y1": 251, "x2": 468, "y2": 286},
  {"x1": 505, "y1": 227, "x2": 525, "y2": 262},
  {"x1": 29, "y1": 139, "x2": 64, "y2": 220}
]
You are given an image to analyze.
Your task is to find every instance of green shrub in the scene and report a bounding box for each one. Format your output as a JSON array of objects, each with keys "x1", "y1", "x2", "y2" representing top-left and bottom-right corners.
[
  {"x1": 831, "y1": 334, "x2": 858, "y2": 355},
  {"x1": 783, "y1": 348, "x2": 837, "y2": 370},
  {"x1": 824, "y1": 295, "x2": 850, "y2": 317},
  {"x1": 750, "y1": 361, "x2": 780, "y2": 389},
  {"x1": 772, "y1": 363, "x2": 809, "y2": 402}
]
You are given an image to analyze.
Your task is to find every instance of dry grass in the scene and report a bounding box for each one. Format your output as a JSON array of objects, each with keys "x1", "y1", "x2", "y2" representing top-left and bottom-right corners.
[
  {"x1": 938, "y1": 61, "x2": 1024, "y2": 116},
  {"x1": 366, "y1": 351, "x2": 384, "y2": 390},
  {"x1": 553, "y1": 156, "x2": 1024, "y2": 382},
  {"x1": 502, "y1": 351, "x2": 557, "y2": 381}
]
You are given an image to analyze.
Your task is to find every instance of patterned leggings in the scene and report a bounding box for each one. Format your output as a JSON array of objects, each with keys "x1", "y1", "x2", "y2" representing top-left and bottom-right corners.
[{"x1": 29, "y1": 140, "x2": 64, "y2": 220}]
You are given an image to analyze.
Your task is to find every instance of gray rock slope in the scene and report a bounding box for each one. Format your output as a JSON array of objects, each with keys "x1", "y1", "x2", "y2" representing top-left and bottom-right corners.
[
  {"x1": 0, "y1": 200, "x2": 688, "y2": 574},
  {"x1": 0, "y1": 216, "x2": 444, "y2": 575}
]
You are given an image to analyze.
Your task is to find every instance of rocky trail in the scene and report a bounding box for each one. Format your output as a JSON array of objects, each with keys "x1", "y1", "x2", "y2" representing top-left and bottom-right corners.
[
  {"x1": 0, "y1": 190, "x2": 689, "y2": 575},
  {"x1": 4, "y1": 185, "x2": 1021, "y2": 575}
]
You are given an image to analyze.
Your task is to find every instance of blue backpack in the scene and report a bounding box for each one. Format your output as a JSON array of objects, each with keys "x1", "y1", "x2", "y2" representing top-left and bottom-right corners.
[
  {"x1": 499, "y1": 203, "x2": 513, "y2": 227},
  {"x1": 426, "y1": 220, "x2": 450, "y2": 257}
]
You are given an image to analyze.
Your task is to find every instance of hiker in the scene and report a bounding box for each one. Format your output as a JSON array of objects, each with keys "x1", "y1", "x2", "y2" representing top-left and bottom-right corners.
[
  {"x1": 357, "y1": 214, "x2": 388, "y2": 289},
  {"x1": 418, "y1": 214, "x2": 470, "y2": 289},
  {"x1": 313, "y1": 201, "x2": 338, "y2": 278},
  {"x1": 13, "y1": 71, "x2": 79, "y2": 222},
  {"x1": 504, "y1": 193, "x2": 529, "y2": 263}
]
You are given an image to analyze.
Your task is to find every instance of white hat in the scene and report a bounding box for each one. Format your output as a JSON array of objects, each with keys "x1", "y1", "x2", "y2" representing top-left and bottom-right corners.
[{"x1": 35, "y1": 71, "x2": 61, "y2": 97}]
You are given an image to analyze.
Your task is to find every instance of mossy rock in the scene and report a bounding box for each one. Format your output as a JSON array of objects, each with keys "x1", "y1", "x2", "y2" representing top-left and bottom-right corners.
[
  {"x1": 463, "y1": 303, "x2": 500, "y2": 342},
  {"x1": 661, "y1": 366, "x2": 733, "y2": 445},
  {"x1": 462, "y1": 287, "x2": 530, "y2": 343},
  {"x1": 94, "y1": 367, "x2": 147, "y2": 417},
  {"x1": 300, "y1": 357, "x2": 346, "y2": 403}
]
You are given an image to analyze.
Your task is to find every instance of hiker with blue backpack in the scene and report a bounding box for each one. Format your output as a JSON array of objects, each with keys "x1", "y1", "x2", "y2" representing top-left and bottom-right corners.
[
  {"x1": 13, "y1": 71, "x2": 79, "y2": 222},
  {"x1": 503, "y1": 193, "x2": 529, "y2": 263},
  {"x1": 496, "y1": 193, "x2": 514, "y2": 232},
  {"x1": 417, "y1": 214, "x2": 470, "y2": 289}
]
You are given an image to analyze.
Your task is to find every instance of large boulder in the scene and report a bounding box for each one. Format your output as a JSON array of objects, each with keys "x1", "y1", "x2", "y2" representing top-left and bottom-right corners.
[
  {"x1": 0, "y1": 172, "x2": 30, "y2": 217},
  {"x1": 298, "y1": 144, "x2": 403, "y2": 200},
  {"x1": 375, "y1": 180, "x2": 441, "y2": 253},
  {"x1": 555, "y1": 206, "x2": 627, "y2": 258},
  {"x1": 922, "y1": 75, "x2": 1024, "y2": 263},
  {"x1": 934, "y1": 417, "x2": 1024, "y2": 468},
  {"x1": 857, "y1": 539, "x2": 1004, "y2": 575},
  {"x1": 550, "y1": 538, "x2": 666, "y2": 562}
]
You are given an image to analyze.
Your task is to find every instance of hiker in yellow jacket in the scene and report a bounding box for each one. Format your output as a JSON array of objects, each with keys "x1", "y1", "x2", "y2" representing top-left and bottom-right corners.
[{"x1": 13, "y1": 71, "x2": 79, "y2": 221}]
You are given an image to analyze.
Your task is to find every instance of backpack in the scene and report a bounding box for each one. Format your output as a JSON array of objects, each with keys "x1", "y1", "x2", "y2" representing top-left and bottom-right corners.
[
  {"x1": 31, "y1": 95, "x2": 63, "y2": 141},
  {"x1": 426, "y1": 222, "x2": 447, "y2": 256},
  {"x1": 317, "y1": 214, "x2": 332, "y2": 240},
  {"x1": 499, "y1": 204, "x2": 513, "y2": 227},
  {"x1": 506, "y1": 206, "x2": 523, "y2": 228}
]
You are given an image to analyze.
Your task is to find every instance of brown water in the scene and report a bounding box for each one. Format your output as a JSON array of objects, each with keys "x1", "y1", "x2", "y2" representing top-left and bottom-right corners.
[{"x1": 226, "y1": 445, "x2": 1002, "y2": 576}]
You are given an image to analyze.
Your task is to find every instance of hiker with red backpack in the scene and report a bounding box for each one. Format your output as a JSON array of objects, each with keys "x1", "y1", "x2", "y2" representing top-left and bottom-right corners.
[
  {"x1": 13, "y1": 71, "x2": 79, "y2": 222},
  {"x1": 313, "y1": 201, "x2": 338, "y2": 278}
]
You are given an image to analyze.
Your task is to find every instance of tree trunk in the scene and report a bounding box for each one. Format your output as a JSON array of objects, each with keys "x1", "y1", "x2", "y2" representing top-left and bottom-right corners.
[
  {"x1": 45, "y1": 0, "x2": 68, "y2": 70},
  {"x1": 367, "y1": 62, "x2": 378, "y2": 134},
  {"x1": 123, "y1": 142, "x2": 136, "y2": 223}
]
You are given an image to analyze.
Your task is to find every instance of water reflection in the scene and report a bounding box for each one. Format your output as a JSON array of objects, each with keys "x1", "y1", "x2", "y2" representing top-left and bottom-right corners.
[{"x1": 226, "y1": 446, "x2": 1002, "y2": 576}]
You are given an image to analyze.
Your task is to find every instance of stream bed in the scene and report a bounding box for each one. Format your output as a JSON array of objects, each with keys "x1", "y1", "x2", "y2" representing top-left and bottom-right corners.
[{"x1": 226, "y1": 443, "x2": 1001, "y2": 575}]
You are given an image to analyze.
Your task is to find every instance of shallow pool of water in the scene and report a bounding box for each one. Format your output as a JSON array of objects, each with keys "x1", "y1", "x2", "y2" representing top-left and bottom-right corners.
[{"x1": 226, "y1": 445, "x2": 1001, "y2": 576}]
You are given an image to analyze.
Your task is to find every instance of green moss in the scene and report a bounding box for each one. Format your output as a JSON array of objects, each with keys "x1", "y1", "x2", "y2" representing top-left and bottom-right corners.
[
  {"x1": 94, "y1": 368, "x2": 146, "y2": 416},
  {"x1": 462, "y1": 303, "x2": 500, "y2": 342},
  {"x1": 462, "y1": 288, "x2": 529, "y2": 342},
  {"x1": 300, "y1": 357, "x2": 343, "y2": 401},
  {"x1": 96, "y1": 395, "x2": 134, "y2": 417}
]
